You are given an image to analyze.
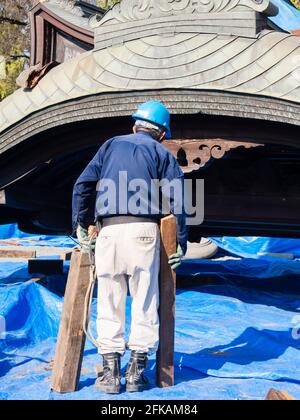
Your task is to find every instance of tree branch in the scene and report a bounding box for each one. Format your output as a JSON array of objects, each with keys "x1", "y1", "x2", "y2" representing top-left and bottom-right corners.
[
  {"x1": 10, "y1": 54, "x2": 30, "y2": 60},
  {"x1": 0, "y1": 16, "x2": 27, "y2": 26}
]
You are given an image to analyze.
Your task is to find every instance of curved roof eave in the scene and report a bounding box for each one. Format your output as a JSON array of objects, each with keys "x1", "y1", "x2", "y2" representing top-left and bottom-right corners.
[
  {"x1": 39, "y1": 0, "x2": 104, "y2": 34},
  {"x1": 1, "y1": 28, "x2": 300, "y2": 137}
]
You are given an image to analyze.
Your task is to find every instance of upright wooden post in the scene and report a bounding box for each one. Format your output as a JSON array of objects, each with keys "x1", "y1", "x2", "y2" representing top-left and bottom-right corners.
[
  {"x1": 51, "y1": 249, "x2": 90, "y2": 393},
  {"x1": 156, "y1": 215, "x2": 177, "y2": 388}
]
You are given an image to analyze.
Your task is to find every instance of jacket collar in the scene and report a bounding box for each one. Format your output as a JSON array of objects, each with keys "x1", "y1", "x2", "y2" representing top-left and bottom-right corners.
[{"x1": 135, "y1": 131, "x2": 155, "y2": 141}]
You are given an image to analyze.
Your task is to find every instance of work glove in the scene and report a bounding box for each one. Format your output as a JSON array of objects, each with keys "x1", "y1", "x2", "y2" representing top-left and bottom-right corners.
[
  {"x1": 76, "y1": 225, "x2": 98, "y2": 253},
  {"x1": 168, "y1": 244, "x2": 184, "y2": 271}
]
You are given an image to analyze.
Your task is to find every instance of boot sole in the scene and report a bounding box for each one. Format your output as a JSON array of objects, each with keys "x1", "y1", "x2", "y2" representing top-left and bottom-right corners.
[
  {"x1": 126, "y1": 384, "x2": 149, "y2": 393},
  {"x1": 95, "y1": 384, "x2": 121, "y2": 394},
  {"x1": 96, "y1": 387, "x2": 121, "y2": 394}
]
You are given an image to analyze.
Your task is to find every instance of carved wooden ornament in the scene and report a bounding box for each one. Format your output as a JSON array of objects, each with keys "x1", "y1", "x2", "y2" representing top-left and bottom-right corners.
[{"x1": 163, "y1": 140, "x2": 264, "y2": 172}]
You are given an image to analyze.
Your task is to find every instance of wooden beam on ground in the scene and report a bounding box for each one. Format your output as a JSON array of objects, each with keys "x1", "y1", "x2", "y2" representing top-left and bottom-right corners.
[
  {"x1": 156, "y1": 215, "x2": 177, "y2": 388},
  {"x1": 0, "y1": 249, "x2": 36, "y2": 259},
  {"x1": 0, "y1": 240, "x2": 21, "y2": 246},
  {"x1": 51, "y1": 249, "x2": 90, "y2": 393},
  {"x1": 265, "y1": 388, "x2": 296, "y2": 400}
]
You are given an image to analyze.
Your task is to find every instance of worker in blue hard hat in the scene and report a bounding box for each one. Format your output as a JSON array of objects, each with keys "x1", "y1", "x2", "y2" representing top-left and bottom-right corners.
[
  {"x1": 72, "y1": 100, "x2": 187, "y2": 394},
  {"x1": 132, "y1": 100, "x2": 172, "y2": 139}
]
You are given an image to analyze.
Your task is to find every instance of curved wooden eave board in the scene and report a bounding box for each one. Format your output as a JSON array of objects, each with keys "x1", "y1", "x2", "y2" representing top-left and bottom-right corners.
[
  {"x1": 32, "y1": 2, "x2": 96, "y2": 37},
  {"x1": 1, "y1": 90, "x2": 300, "y2": 158},
  {"x1": 1, "y1": 29, "x2": 300, "y2": 136}
]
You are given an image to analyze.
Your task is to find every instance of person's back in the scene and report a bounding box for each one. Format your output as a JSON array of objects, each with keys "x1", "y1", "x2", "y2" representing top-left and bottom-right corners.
[
  {"x1": 73, "y1": 131, "x2": 187, "y2": 250},
  {"x1": 101, "y1": 132, "x2": 162, "y2": 182},
  {"x1": 72, "y1": 101, "x2": 187, "y2": 394},
  {"x1": 99, "y1": 132, "x2": 182, "y2": 216}
]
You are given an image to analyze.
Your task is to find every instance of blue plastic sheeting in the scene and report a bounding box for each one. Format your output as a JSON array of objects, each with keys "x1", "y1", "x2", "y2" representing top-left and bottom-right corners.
[
  {"x1": 2, "y1": 223, "x2": 300, "y2": 259},
  {"x1": 210, "y1": 237, "x2": 300, "y2": 259},
  {"x1": 1, "y1": 258, "x2": 300, "y2": 400},
  {"x1": 0, "y1": 225, "x2": 25, "y2": 239},
  {"x1": 0, "y1": 224, "x2": 75, "y2": 248},
  {"x1": 269, "y1": 0, "x2": 300, "y2": 31},
  {"x1": 178, "y1": 258, "x2": 300, "y2": 286}
]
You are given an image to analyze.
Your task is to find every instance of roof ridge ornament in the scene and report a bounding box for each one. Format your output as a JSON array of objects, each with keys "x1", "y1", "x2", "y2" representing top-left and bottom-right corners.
[
  {"x1": 95, "y1": 0, "x2": 276, "y2": 26},
  {"x1": 92, "y1": 0, "x2": 278, "y2": 46}
]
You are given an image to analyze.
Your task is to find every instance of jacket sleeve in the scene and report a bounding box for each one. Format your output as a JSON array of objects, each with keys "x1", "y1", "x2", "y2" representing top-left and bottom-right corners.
[
  {"x1": 159, "y1": 152, "x2": 188, "y2": 255},
  {"x1": 72, "y1": 141, "x2": 111, "y2": 231}
]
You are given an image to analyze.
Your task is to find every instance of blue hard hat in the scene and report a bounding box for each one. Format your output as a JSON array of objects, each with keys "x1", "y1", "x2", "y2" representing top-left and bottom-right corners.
[{"x1": 132, "y1": 101, "x2": 171, "y2": 139}]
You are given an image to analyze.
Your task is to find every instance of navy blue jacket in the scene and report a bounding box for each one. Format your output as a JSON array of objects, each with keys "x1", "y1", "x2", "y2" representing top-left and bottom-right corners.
[{"x1": 72, "y1": 132, "x2": 188, "y2": 253}]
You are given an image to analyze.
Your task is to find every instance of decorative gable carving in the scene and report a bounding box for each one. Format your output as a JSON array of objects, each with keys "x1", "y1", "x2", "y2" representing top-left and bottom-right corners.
[
  {"x1": 92, "y1": 0, "x2": 278, "y2": 48},
  {"x1": 98, "y1": 0, "x2": 275, "y2": 25}
]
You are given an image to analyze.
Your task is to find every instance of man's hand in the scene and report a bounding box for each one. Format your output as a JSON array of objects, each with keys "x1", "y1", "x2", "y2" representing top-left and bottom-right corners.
[
  {"x1": 76, "y1": 225, "x2": 98, "y2": 253},
  {"x1": 168, "y1": 244, "x2": 184, "y2": 271}
]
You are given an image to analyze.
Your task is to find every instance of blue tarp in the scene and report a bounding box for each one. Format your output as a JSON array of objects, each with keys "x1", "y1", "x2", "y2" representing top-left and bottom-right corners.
[
  {"x1": 1, "y1": 258, "x2": 300, "y2": 400},
  {"x1": 210, "y1": 237, "x2": 300, "y2": 259},
  {"x1": 0, "y1": 224, "x2": 75, "y2": 248},
  {"x1": 0, "y1": 224, "x2": 26, "y2": 239},
  {"x1": 269, "y1": 0, "x2": 300, "y2": 31},
  {"x1": 2, "y1": 223, "x2": 300, "y2": 259},
  {"x1": 1, "y1": 225, "x2": 300, "y2": 399}
]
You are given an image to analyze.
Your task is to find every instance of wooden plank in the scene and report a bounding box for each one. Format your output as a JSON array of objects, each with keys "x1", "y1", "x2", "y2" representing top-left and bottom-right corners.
[
  {"x1": 0, "y1": 240, "x2": 20, "y2": 246},
  {"x1": 265, "y1": 388, "x2": 296, "y2": 400},
  {"x1": 51, "y1": 249, "x2": 90, "y2": 393},
  {"x1": 0, "y1": 249, "x2": 36, "y2": 259},
  {"x1": 156, "y1": 215, "x2": 177, "y2": 388}
]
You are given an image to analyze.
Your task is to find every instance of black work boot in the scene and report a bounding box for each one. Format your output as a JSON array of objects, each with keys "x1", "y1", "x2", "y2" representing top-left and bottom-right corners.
[
  {"x1": 95, "y1": 353, "x2": 121, "y2": 394},
  {"x1": 125, "y1": 351, "x2": 149, "y2": 393}
]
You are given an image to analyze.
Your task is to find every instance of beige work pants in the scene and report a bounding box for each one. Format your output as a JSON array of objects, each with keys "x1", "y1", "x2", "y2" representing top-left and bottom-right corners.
[{"x1": 95, "y1": 223, "x2": 160, "y2": 355}]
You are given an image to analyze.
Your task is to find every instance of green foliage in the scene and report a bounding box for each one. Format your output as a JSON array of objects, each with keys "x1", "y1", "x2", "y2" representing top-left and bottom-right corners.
[
  {"x1": 0, "y1": 55, "x2": 25, "y2": 100},
  {"x1": 0, "y1": 0, "x2": 31, "y2": 101},
  {"x1": 97, "y1": 0, "x2": 120, "y2": 10}
]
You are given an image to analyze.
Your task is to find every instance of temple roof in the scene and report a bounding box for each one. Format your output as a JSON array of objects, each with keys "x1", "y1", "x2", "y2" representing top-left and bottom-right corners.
[
  {"x1": 39, "y1": 0, "x2": 103, "y2": 31},
  {"x1": 1, "y1": 0, "x2": 300, "y2": 137}
]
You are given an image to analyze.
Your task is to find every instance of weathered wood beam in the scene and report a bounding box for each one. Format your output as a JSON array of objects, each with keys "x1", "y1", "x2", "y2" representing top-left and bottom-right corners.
[
  {"x1": 156, "y1": 215, "x2": 177, "y2": 388},
  {"x1": 51, "y1": 249, "x2": 90, "y2": 393},
  {"x1": 0, "y1": 249, "x2": 36, "y2": 259}
]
